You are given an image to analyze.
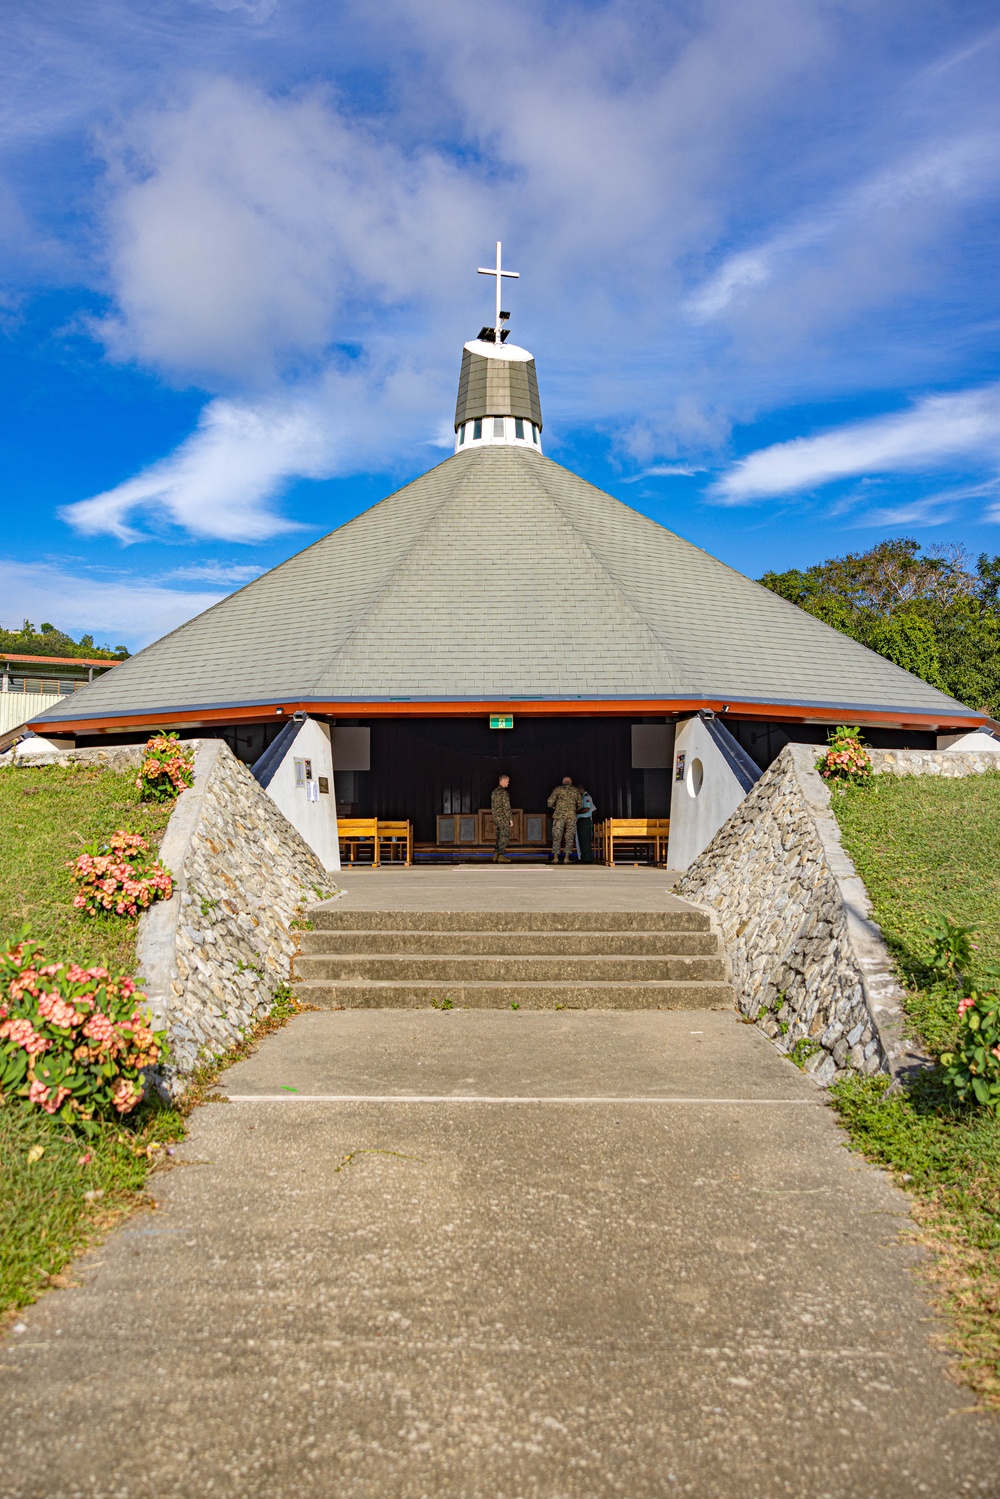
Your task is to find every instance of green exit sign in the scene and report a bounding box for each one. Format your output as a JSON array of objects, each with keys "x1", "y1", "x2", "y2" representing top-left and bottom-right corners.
[{"x1": 490, "y1": 714, "x2": 514, "y2": 730}]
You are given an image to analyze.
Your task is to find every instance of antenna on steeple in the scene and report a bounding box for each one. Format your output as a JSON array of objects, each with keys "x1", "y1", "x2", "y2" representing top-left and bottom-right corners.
[{"x1": 477, "y1": 241, "x2": 519, "y2": 344}]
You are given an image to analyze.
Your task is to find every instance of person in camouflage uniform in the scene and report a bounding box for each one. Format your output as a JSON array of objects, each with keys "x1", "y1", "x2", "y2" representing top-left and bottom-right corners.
[
  {"x1": 491, "y1": 775, "x2": 512, "y2": 862},
  {"x1": 547, "y1": 777, "x2": 582, "y2": 863}
]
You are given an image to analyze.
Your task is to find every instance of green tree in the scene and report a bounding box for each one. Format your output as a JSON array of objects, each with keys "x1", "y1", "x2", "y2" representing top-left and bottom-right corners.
[
  {"x1": 760, "y1": 539, "x2": 1000, "y2": 716},
  {"x1": 861, "y1": 609, "x2": 945, "y2": 689},
  {"x1": 0, "y1": 624, "x2": 128, "y2": 662}
]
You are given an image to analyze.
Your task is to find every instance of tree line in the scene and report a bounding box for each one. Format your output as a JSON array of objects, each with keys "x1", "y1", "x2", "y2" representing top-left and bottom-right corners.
[
  {"x1": 760, "y1": 539, "x2": 1000, "y2": 716},
  {"x1": 0, "y1": 621, "x2": 129, "y2": 662}
]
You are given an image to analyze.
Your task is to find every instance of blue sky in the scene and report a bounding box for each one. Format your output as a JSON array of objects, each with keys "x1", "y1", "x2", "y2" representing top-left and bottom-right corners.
[{"x1": 2, "y1": 0, "x2": 1000, "y2": 649}]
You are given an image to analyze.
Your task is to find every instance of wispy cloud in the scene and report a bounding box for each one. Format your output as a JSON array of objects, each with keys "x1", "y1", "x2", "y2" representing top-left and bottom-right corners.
[
  {"x1": 163, "y1": 561, "x2": 265, "y2": 584},
  {"x1": 0, "y1": 560, "x2": 223, "y2": 649},
  {"x1": 688, "y1": 133, "x2": 1000, "y2": 321},
  {"x1": 620, "y1": 464, "x2": 707, "y2": 483},
  {"x1": 61, "y1": 395, "x2": 327, "y2": 542},
  {"x1": 711, "y1": 383, "x2": 1000, "y2": 503},
  {"x1": 853, "y1": 479, "x2": 1000, "y2": 528}
]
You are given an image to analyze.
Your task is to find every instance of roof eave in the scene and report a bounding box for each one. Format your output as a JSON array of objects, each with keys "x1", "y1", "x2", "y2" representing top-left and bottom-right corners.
[{"x1": 26, "y1": 691, "x2": 989, "y2": 736}]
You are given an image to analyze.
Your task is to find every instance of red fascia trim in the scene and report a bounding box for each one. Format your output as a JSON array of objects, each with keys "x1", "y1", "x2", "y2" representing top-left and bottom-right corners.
[
  {"x1": 27, "y1": 697, "x2": 992, "y2": 735},
  {"x1": 3, "y1": 653, "x2": 117, "y2": 669}
]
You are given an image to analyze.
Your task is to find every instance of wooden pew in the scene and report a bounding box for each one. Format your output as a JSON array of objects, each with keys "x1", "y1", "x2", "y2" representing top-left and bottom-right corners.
[
  {"x1": 338, "y1": 817, "x2": 379, "y2": 865},
  {"x1": 376, "y1": 820, "x2": 413, "y2": 866},
  {"x1": 594, "y1": 817, "x2": 670, "y2": 867}
]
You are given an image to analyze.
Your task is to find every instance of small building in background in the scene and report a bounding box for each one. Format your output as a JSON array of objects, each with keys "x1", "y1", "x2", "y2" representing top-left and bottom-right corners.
[{"x1": 0, "y1": 653, "x2": 118, "y2": 749}]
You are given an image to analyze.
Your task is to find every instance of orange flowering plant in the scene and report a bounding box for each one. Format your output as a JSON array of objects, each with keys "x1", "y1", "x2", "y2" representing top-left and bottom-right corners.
[
  {"x1": 137, "y1": 732, "x2": 194, "y2": 803},
  {"x1": 816, "y1": 725, "x2": 872, "y2": 785},
  {"x1": 0, "y1": 938, "x2": 166, "y2": 1125},
  {"x1": 69, "y1": 830, "x2": 173, "y2": 918}
]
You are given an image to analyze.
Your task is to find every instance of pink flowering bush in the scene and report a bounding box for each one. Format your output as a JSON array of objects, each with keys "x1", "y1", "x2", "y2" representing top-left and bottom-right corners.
[
  {"x1": 816, "y1": 725, "x2": 872, "y2": 785},
  {"x1": 940, "y1": 990, "x2": 1000, "y2": 1111},
  {"x1": 0, "y1": 938, "x2": 166, "y2": 1124},
  {"x1": 69, "y1": 830, "x2": 173, "y2": 918},
  {"x1": 137, "y1": 732, "x2": 194, "y2": 804}
]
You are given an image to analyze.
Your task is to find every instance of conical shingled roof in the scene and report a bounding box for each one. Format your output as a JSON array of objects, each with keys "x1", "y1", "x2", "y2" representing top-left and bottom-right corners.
[{"x1": 35, "y1": 444, "x2": 978, "y2": 727}]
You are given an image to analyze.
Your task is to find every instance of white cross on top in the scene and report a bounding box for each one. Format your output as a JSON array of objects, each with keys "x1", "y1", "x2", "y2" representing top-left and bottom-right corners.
[{"x1": 477, "y1": 241, "x2": 519, "y2": 344}]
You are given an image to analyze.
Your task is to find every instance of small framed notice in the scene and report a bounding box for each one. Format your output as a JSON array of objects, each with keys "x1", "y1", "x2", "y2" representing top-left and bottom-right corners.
[
  {"x1": 489, "y1": 713, "x2": 514, "y2": 730},
  {"x1": 318, "y1": 776, "x2": 330, "y2": 795},
  {"x1": 675, "y1": 752, "x2": 686, "y2": 783}
]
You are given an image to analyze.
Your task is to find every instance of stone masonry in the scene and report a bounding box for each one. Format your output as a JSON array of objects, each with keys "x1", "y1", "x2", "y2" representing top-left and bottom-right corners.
[
  {"x1": 137, "y1": 740, "x2": 333, "y2": 1093},
  {"x1": 677, "y1": 744, "x2": 998, "y2": 1084}
]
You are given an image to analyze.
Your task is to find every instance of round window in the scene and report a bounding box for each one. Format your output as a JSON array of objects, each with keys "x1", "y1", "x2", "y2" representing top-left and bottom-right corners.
[{"x1": 687, "y1": 757, "x2": 704, "y2": 798}]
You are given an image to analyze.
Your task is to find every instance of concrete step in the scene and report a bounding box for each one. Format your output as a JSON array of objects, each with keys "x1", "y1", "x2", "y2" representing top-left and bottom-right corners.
[
  {"x1": 310, "y1": 908, "x2": 711, "y2": 933},
  {"x1": 293, "y1": 978, "x2": 734, "y2": 1010},
  {"x1": 297, "y1": 929, "x2": 720, "y2": 957},
  {"x1": 295, "y1": 954, "x2": 728, "y2": 983}
]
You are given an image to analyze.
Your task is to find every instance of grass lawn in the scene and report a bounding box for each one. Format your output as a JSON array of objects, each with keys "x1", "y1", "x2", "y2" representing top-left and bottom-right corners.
[
  {"x1": 831, "y1": 770, "x2": 1000, "y2": 1404},
  {"x1": 0, "y1": 760, "x2": 173, "y2": 971},
  {"x1": 0, "y1": 757, "x2": 302, "y2": 1323},
  {"x1": 0, "y1": 760, "x2": 182, "y2": 1321}
]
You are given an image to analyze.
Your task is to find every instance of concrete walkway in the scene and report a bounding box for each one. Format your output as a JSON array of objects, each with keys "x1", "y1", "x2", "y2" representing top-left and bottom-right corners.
[
  {"x1": 2, "y1": 870, "x2": 998, "y2": 1496},
  {"x1": 3, "y1": 1008, "x2": 998, "y2": 1497},
  {"x1": 322, "y1": 864, "x2": 687, "y2": 910}
]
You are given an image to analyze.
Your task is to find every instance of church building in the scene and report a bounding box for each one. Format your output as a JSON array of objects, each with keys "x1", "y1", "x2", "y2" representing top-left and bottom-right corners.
[{"x1": 27, "y1": 248, "x2": 987, "y2": 865}]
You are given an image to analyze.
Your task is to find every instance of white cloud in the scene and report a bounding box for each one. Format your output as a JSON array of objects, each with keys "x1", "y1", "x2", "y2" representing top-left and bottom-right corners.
[
  {"x1": 688, "y1": 134, "x2": 1000, "y2": 321},
  {"x1": 61, "y1": 395, "x2": 328, "y2": 541},
  {"x1": 61, "y1": 351, "x2": 457, "y2": 541},
  {"x1": 165, "y1": 561, "x2": 265, "y2": 584},
  {"x1": 854, "y1": 480, "x2": 1000, "y2": 528},
  {"x1": 95, "y1": 77, "x2": 487, "y2": 385},
  {"x1": 0, "y1": 560, "x2": 223, "y2": 649},
  {"x1": 711, "y1": 382, "x2": 1000, "y2": 503},
  {"x1": 620, "y1": 464, "x2": 707, "y2": 483},
  {"x1": 7, "y1": 2, "x2": 1000, "y2": 544}
]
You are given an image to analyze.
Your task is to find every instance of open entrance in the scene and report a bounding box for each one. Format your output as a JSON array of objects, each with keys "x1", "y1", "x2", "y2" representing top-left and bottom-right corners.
[{"x1": 334, "y1": 716, "x2": 670, "y2": 861}]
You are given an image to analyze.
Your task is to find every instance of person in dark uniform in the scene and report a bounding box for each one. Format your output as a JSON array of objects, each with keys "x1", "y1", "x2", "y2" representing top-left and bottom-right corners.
[
  {"x1": 576, "y1": 786, "x2": 596, "y2": 863},
  {"x1": 491, "y1": 774, "x2": 512, "y2": 862},
  {"x1": 547, "y1": 777, "x2": 582, "y2": 863}
]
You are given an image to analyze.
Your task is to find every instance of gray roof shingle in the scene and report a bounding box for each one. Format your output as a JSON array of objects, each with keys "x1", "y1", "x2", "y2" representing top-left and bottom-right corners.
[{"x1": 35, "y1": 445, "x2": 977, "y2": 725}]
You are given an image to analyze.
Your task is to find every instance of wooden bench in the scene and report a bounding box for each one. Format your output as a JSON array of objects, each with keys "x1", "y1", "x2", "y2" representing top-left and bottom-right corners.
[
  {"x1": 338, "y1": 818, "x2": 412, "y2": 867},
  {"x1": 376, "y1": 820, "x2": 413, "y2": 866},
  {"x1": 594, "y1": 817, "x2": 670, "y2": 867}
]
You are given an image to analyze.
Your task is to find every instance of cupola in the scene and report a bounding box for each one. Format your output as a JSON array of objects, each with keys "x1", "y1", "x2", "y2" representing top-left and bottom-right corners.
[{"x1": 453, "y1": 242, "x2": 543, "y2": 454}]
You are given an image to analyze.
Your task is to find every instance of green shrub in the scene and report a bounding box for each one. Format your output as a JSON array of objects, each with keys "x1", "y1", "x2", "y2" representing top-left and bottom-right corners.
[
  {"x1": 940, "y1": 992, "x2": 1000, "y2": 1111},
  {"x1": 137, "y1": 733, "x2": 194, "y2": 803},
  {"x1": 816, "y1": 725, "x2": 872, "y2": 785}
]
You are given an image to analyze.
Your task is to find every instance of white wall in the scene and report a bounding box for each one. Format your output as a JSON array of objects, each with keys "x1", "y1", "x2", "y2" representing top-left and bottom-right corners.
[
  {"x1": 263, "y1": 718, "x2": 341, "y2": 871},
  {"x1": 667, "y1": 716, "x2": 751, "y2": 872},
  {"x1": 0, "y1": 692, "x2": 62, "y2": 739},
  {"x1": 937, "y1": 729, "x2": 1000, "y2": 752},
  {"x1": 13, "y1": 733, "x2": 76, "y2": 758}
]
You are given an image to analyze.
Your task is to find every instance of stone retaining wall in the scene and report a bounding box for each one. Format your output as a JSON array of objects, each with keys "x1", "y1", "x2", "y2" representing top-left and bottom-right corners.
[
  {"x1": 137, "y1": 740, "x2": 332, "y2": 1093},
  {"x1": 675, "y1": 744, "x2": 996, "y2": 1084},
  {"x1": 870, "y1": 746, "x2": 1000, "y2": 777},
  {"x1": 0, "y1": 743, "x2": 148, "y2": 773}
]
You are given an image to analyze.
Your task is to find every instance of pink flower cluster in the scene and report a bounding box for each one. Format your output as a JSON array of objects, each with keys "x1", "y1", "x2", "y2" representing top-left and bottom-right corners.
[
  {"x1": 817, "y1": 731, "x2": 872, "y2": 785},
  {"x1": 0, "y1": 1016, "x2": 49, "y2": 1055},
  {"x1": 0, "y1": 939, "x2": 165, "y2": 1122},
  {"x1": 29, "y1": 1078, "x2": 70, "y2": 1113},
  {"x1": 69, "y1": 830, "x2": 173, "y2": 919},
  {"x1": 957, "y1": 996, "x2": 977, "y2": 1017}
]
